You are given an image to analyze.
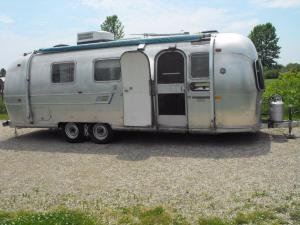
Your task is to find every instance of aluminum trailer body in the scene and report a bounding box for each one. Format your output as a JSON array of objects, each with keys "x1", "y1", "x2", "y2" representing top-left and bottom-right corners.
[{"x1": 4, "y1": 33, "x2": 264, "y2": 142}]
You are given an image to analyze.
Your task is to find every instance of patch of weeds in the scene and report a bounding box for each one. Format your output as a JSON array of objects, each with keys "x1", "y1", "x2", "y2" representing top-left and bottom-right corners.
[
  {"x1": 32, "y1": 187, "x2": 40, "y2": 195},
  {"x1": 139, "y1": 207, "x2": 172, "y2": 225},
  {"x1": 0, "y1": 209, "x2": 99, "y2": 225},
  {"x1": 173, "y1": 214, "x2": 190, "y2": 225},
  {"x1": 203, "y1": 193, "x2": 214, "y2": 202},
  {"x1": 198, "y1": 216, "x2": 230, "y2": 225},
  {"x1": 241, "y1": 198, "x2": 256, "y2": 210},
  {"x1": 284, "y1": 194, "x2": 293, "y2": 201},
  {"x1": 234, "y1": 210, "x2": 284, "y2": 225},
  {"x1": 21, "y1": 193, "x2": 30, "y2": 198},
  {"x1": 116, "y1": 205, "x2": 190, "y2": 225},
  {"x1": 290, "y1": 203, "x2": 300, "y2": 224},
  {"x1": 274, "y1": 204, "x2": 289, "y2": 214},
  {"x1": 252, "y1": 190, "x2": 269, "y2": 198},
  {"x1": 208, "y1": 202, "x2": 216, "y2": 210}
]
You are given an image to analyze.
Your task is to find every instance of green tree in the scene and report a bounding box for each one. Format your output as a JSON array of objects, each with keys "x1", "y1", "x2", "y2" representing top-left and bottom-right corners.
[
  {"x1": 248, "y1": 23, "x2": 281, "y2": 69},
  {"x1": 263, "y1": 71, "x2": 300, "y2": 114},
  {"x1": 100, "y1": 15, "x2": 124, "y2": 40},
  {"x1": 0, "y1": 68, "x2": 6, "y2": 77},
  {"x1": 286, "y1": 63, "x2": 300, "y2": 73}
]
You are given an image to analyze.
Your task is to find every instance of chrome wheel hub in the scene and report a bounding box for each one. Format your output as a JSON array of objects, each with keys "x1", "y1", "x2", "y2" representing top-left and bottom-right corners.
[
  {"x1": 93, "y1": 124, "x2": 108, "y2": 140},
  {"x1": 65, "y1": 123, "x2": 79, "y2": 139}
]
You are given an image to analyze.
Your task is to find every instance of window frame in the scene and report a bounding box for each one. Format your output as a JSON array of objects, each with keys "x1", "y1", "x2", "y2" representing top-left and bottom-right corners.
[
  {"x1": 190, "y1": 52, "x2": 210, "y2": 80},
  {"x1": 253, "y1": 59, "x2": 265, "y2": 91},
  {"x1": 50, "y1": 61, "x2": 76, "y2": 84},
  {"x1": 93, "y1": 58, "x2": 121, "y2": 83}
]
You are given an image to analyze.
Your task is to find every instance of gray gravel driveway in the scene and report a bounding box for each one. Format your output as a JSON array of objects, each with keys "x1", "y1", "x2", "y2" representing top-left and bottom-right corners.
[{"x1": 0, "y1": 126, "x2": 299, "y2": 219}]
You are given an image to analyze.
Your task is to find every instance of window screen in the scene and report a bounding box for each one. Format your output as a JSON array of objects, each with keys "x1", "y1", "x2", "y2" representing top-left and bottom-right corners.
[
  {"x1": 52, "y1": 62, "x2": 75, "y2": 83},
  {"x1": 191, "y1": 53, "x2": 209, "y2": 78},
  {"x1": 157, "y1": 52, "x2": 184, "y2": 84},
  {"x1": 158, "y1": 94, "x2": 185, "y2": 115},
  {"x1": 94, "y1": 59, "x2": 121, "y2": 81}
]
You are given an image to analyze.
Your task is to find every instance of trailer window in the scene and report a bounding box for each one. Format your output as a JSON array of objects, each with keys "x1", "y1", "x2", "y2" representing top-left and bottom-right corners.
[
  {"x1": 157, "y1": 52, "x2": 184, "y2": 84},
  {"x1": 191, "y1": 53, "x2": 209, "y2": 78},
  {"x1": 94, "y1": 59, "x2": 121, "y2": 81},
  {"x1": 52, "y1": 62, "x2": 75, "y2": 83},
  {"x1": 254, "y1": 60, "x2": 265, "y2": 90}
]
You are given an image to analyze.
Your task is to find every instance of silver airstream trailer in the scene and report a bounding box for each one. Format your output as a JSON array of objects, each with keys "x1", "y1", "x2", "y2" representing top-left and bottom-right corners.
[{"x1": 3, "y1": 31, "x2": 265, "y2": 143}]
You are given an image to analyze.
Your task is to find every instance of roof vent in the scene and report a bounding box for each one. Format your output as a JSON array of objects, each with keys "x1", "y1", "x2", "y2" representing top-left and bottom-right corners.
[{"x1": 77, "y1": 31, "x2": 114, "y2": 45}]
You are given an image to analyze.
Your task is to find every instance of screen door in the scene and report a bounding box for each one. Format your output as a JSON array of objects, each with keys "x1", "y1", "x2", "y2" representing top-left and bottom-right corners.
[{"x1": 156, "y1": 51, "x2": 187, "y2": 127}]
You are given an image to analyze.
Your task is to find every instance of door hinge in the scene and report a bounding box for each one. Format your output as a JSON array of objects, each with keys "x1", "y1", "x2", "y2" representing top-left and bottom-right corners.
[{"x1": 151, "y1": 81, "x2": 156, "y2": 95}]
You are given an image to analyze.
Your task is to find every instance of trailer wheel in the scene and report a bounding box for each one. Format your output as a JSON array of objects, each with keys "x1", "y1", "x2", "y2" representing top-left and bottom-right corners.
[
  {"x1": 62, "y1": 122, "x2": 85, "y2": 143},
  {"x1": 89, "y1": 123, "x2": 113, "y2": 144}
]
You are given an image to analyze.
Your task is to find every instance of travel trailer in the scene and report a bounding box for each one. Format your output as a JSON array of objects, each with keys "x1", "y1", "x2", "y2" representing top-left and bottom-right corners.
[{"x1": 3, "y1": 31, "x2": 265, "y2": 143}]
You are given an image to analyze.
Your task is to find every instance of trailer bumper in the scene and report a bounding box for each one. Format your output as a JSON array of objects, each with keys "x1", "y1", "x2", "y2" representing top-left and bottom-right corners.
[
  {"x1": 2, "y1": 120, "x2": 10, "y2": 127},
  {"x1": 261, "y1": 120, "x2": 300, "y2": 129}
]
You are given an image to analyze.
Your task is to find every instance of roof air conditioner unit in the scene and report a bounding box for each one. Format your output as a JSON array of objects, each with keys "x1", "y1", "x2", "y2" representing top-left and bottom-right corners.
[{"x1": 77, "y1": 31, "x2": 114, "y2": 45}]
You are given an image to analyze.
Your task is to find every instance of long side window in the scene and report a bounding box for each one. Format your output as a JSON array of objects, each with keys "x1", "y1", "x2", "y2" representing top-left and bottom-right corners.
[
  {"x1": 254, "y1": 60, "x2": 265, "y2": 90},
  {"x1": 52, "y1": 62, "x2": 75, "y2": 83},
  {"x1": 191, "y1": 53, "x2": 209, "y2": 79},
  {"x1": 94, "y1": 59, "x2": 121, "y2": 81}
]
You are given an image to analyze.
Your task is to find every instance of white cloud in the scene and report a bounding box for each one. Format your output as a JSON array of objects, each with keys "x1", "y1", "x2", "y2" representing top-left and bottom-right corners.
[
  {"x1": 222, "y1": 19, "x2": 259, "y2": 34},
  {"x1": 0, "y1": 14, "x2": 14, "y2": 24},
  {"x1": 78, "y1": 0, "x2": 252, "y2": 35},
  {"x1": 123, "y1": 7, "x2": 228, "y2": 34},
  {"x1": 0, "y1": 32, "x2": 75, "y2": 69},
  {"x1": 79, "y1": 0, "x2": 153, "y2": 10},
  {"x1": 250, "y1": 0, "x2": 300, "y2": 8},
  {"x1": 0, "y1": 1, "x2": 262, "y2": 68}
]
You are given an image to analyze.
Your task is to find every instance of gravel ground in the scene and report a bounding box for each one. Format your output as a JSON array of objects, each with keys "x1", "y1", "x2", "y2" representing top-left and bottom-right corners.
[{"x1": 0, "y1": 125, "x2": 299, "y2": 219}]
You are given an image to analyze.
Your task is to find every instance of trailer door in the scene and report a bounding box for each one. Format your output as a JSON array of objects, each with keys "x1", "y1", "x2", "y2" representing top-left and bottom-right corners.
[
  {"x1": 121, "y1": 51, "x2": 152, "y2": 127},
  {"x1": 156, "y1": 51, "x2": 187, "y2": 127},
  {"x1": 187, "y1": 52, "x2": 212, "y2": 129}
]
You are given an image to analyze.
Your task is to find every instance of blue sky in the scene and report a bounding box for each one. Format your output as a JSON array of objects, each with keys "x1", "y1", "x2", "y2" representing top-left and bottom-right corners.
[{"x1": 0, "y1": 0, "x2": 299, "y2": 68}]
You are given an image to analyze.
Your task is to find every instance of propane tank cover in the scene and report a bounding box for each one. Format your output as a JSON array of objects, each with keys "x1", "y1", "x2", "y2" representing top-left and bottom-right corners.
[{"x1": 269, "y1": 94, "x2": 284, "y2": 122}]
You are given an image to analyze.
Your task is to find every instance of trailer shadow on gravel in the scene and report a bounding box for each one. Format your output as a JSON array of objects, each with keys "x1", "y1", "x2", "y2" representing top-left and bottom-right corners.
[{"x1": 0, "y1": 128, "x2": 289, "y2": 161}]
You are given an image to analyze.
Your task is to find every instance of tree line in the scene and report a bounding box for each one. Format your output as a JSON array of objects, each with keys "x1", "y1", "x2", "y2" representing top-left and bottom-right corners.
[{"x1": 248, "y1": 22, "x2": 300, "y2": 78}]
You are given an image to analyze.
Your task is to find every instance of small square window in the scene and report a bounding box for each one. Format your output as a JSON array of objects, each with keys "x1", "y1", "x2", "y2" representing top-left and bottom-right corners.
[
  {"x1": 191, "y1": 53, "x2": 209, "y2": 78},
  {"x1": 94, "y1": 59, "x2": 121, "y2": 81},
  {"x1": 52, "y1": 62, "x2": 75, "y2": 83}
]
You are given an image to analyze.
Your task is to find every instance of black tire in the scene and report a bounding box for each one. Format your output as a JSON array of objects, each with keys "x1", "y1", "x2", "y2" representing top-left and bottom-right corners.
[
  {"x1": 62, "y1": 122, "x2": 85, "y2": 143},
  {"x1": 89, "y1": 123, "x2": 113, "y2": 144}
]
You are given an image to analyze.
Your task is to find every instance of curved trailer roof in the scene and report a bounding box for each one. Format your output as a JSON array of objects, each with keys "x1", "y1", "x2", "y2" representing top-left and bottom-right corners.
[{"x1": 38, "y1": 34, "x2": 205, "y2": 54}]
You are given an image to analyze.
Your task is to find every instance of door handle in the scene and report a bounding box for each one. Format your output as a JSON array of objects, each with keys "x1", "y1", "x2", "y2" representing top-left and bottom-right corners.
[
  {"x1": 124, "y1": 87, "x2": 133, "y2": 92},
  {"x1": 189, "y1": 82, "x2": 210, "y2": 91}
]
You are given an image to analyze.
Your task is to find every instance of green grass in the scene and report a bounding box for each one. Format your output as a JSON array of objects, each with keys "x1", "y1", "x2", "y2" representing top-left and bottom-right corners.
[
  {"x1": 264, "y1": 78, "x2": 278, "y2": 87},
  {"x1": 0, "y1": 114, "x2": 8, "y2": 120},
  {"x1": 0, "y1": 205, "x2": 299, "y2": 225},
  {"x1": 289, "y1": 203, "x2": 300, "y2": 224},
  {"x1": 0, "y1": 97, "x2": 8, "y2": 120},
  {"x1": 0, "y1": 209, "x2": 99, "y2": 225}
]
